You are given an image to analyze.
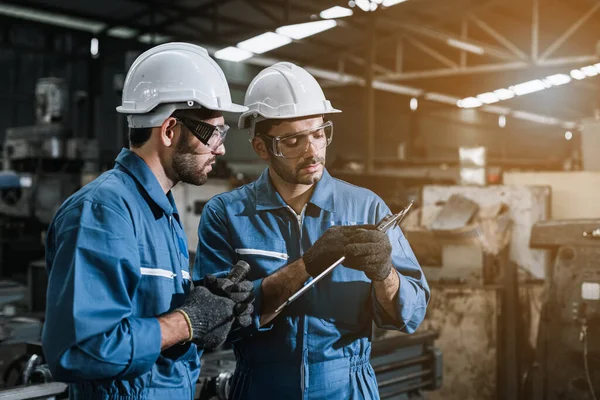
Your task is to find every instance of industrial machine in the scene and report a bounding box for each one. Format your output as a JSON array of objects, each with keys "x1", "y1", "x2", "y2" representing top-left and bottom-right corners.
[
  {"x1": 529, "y1": 220, "x2": 600, "y2": 400},
  {"x1": 0, "y1": 77, "x2": 96, "y2": 280}
]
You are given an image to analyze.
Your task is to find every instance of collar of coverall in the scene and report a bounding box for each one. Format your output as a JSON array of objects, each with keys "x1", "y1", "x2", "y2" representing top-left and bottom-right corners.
[
  {"x1": 114, "y1": 148, "x2": 180, "y2": 218},
  {"x1": 255, "y1": 167, "x2": 335, "y2": 213}
]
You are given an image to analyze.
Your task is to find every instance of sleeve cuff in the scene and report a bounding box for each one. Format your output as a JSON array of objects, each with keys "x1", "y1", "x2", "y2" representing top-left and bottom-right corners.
[
  {"x1": 119, "y1": 317, "x2": 162, "y2": 378},
  {"x1": 252, "y1": 278, "x2": 274, "y2": 332},
  {"x1": 373, "y1": 271, "x2": 414, "y2": 331}
]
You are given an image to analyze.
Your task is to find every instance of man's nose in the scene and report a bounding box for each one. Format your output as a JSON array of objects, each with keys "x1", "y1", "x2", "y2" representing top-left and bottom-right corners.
[{"x1": 212, "y1": 142, "x2": 226, "y2": 156}]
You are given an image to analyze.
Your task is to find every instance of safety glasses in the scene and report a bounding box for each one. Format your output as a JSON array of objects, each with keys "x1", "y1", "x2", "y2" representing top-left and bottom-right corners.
[
  {"x1": 175, "y1": 116, "x2": 229, "y2": 151},
  {"x1": 258, "y1": 120, "x2": 333, "y2": 159}
]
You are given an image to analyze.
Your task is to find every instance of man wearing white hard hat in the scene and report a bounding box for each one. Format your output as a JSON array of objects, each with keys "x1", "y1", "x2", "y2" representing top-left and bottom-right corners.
[
  {"x1": 42, "y1": 43, "x2": 254, "y2": 399},
  {"x1": 194, "y1": 62, "x2": 430, "y2": 399}
]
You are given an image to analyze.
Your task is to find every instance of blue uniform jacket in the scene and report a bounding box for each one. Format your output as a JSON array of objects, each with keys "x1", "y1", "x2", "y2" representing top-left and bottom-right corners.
[
  {"x1": 194, "y1": 168, "x2": 430, "y2": 400},
  {"x1": 43, "y1": 149, "x2": 198, "y2": 400}
]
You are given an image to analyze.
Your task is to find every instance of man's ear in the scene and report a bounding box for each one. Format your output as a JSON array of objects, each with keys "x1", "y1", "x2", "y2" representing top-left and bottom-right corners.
[
  {"x1": 160, "y1": 117, "x2": 178, "y2": 146},
  {"x1": 252, "y1": 136, "x2": 270, "y2": 161}
]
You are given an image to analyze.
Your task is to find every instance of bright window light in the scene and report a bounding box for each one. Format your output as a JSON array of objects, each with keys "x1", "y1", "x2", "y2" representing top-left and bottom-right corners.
[
  {"x1": 383, "y1": 0, "x2": 409, "y2": 6},
  {"x1": 446, "y1": 38, "x2": 484, "y2": 55},
  {"x1": 581, "y1": 66, "x2": 598, "y2": 77},
  {"x1": 320, "y1": 6, "x2": 353, "y2": 19},
  {"x1": 458, "y1": 97, "x2": 483, "y2": 108},
  {"x1": 570, "y1": 69, "x2": 586, "y2": 80},
  {"x1": 594, "y1": 63, "x2": 600, "y2": 72},
  {"x1": 355, "y1": 0, "x2": 370, "y2": 11},
  {"x1": 277, "y1": 20, "x2": 337, "y2": 40},
  {"x1": 545, "y1": 74, "x2": 571, "y2": 86},
  {"x1": 476, "y1": 92, "x2": 500, "y2": 104},
  {"x1": 494, "y1": 88, "x2": 515, "y2": 100},
  {"x1": 214, "y1": 46, "x2": 254, "y2": 62},
  {"x1": 510, "y1": 80, "x2": 546, "y2": 96},
  {"x1": 237, "y1": 32, "x2": 292, "y2": 54}
]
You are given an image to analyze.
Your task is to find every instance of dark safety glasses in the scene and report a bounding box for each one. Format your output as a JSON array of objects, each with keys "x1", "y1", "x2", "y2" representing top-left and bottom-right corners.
[{"x1": 175, "y1": 116, "x2": 230, "y2": 151}]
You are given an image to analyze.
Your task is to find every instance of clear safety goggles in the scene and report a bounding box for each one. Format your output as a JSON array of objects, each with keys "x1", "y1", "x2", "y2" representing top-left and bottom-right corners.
[
  {"x1": 175, "y1": 116, "x2": 229, "y2": 151},
  {"x1": 258, "y1": 120, "x2": 334, "y2": 159}
]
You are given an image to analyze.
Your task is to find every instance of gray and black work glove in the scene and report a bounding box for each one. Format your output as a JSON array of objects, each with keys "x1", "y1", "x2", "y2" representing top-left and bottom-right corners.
[
  {"x1": 176, "y1": 286, "x2": 253, "y2": 350},
  {"x1": 344, "y1": 225, "x2": 393, "y2": 281},
  {"x1": 303, "y1": 226, "x2": 353, "y2": 277},
  {"x1": 204, "y1": 275, "x2": 254, "y2": 327}
]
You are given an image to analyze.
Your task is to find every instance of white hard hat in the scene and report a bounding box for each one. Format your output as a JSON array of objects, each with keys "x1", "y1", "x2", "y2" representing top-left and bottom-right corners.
[
  {"x1": 117, "y1": 42, "x2": 247, "y2": 128},
  {"x1": 238, "y1": 62, "x2": 341, "y2": 135}
]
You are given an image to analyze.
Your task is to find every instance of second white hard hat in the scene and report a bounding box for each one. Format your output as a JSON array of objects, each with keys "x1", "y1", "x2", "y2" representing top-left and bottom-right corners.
[{"x1": 238, "y1": 62, "x2": 341, "y2": 135}]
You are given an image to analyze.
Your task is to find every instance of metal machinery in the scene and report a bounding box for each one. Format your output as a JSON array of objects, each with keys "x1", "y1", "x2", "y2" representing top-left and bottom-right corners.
[
  {"x1": 0, "y1": 78, "x2": 96, "y2": 393},
  {"x1": 529, "y1": 220, "x2": 600, "y2": 400},
  {"x1": 0, "y1": 77, "x2": 96, "y2": 280}
]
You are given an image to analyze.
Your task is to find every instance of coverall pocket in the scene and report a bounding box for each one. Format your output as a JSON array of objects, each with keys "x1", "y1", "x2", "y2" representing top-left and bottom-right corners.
[{"x1": 232, "y1": 237, "x2": 288, "y2": 279}]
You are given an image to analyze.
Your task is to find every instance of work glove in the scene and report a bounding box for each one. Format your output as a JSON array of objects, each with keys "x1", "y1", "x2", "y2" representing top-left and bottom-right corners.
[
  {"x1": 176, "y1": 286, "x2": 253, "y2": 350},
  {"x1": 344, "y1": 225, "x2": 393, "y2": 281},
  {"x1": 302, "y1": 225, "x2": 355, "y2": 277},
  {"x1": 204, "y1": 274, "x2": 255, "y2": 328}
]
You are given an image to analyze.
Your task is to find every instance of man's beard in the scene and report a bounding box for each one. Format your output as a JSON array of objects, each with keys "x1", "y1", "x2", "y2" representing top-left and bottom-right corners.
[
  {"x1": 171, "y1": 134, "x2": 214, "y2": 186},
  {"x1": 269, "y1": 154, "x2": 325, "y2": 185}
]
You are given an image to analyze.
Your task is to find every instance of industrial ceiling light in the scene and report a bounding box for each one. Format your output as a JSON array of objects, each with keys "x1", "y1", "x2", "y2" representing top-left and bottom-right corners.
[
  {"x1": 355, "y1": 0, "x2": 371, "y2": 11},
  {"x1": 90, "y1": 38, "x2": 99, "y2": 58},
  {"x1": 276, "y1": 20, "x2": 337, "y2": 40},
  {"x1": 320, "y1": 6, "x2": 353, "y2": 19},
  {"x1": 446, "y1": 38, "x2": 484, "y2": 55},
  {"x1": 383, "y1": 0, "x2": 408, "y2": 6},
  {"x1": 410, "y1": 97, "x2": 418, "y2": 111},
  {"x1": 570, "y1": 69, "x2": 586, "y2": 80},
  {"x1": 350, "y1": 0, "x2": 407, "y2": 11},
  {"x1": 498, "y1": 115, "x2": 506, "y2": 128},
  {"x1": 545, "y1": 74, "x2": 571, "y2": 86},
  {"x1": 494, "y1": 89, "x2": 515, "y2": 100},
  {"x1": 237, "y1": 32, "x2": 292, "y2": 54},
  {"x1": 581, "y1": 66, "x2": 598, "y2": 77},
  {"x1": 510, "y1": 79, "x2": 546, "y2": 96},
  {"x1": 565, "y1": 131, "x2": 573, "y2": 140},
  {"x1": 458, "y1": 97, "x2": 483, "y2": 108},
  {"x1": 214, "y1": 46, "x2": 254, "y2": 62},
  {"x1": 476, "y1": 92, "x2": 500, "y2": 104}
]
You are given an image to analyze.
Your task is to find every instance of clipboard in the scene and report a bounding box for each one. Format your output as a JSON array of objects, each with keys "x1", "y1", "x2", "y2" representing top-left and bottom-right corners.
[{"x1": 273, "y1": 201, "x2": 414, "y2": 315}]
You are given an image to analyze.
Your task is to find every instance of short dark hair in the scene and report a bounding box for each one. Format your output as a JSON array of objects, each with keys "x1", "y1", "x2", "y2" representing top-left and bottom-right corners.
[
  {"x1": 128, "y1": 107, "x2": 223, "y2": 148},
  {"x1": 254, "y1": 119, "x2": 282, "y2": 137},
  {"x1": 129, "y1": 127, "x2": 152, "y2": 148}
]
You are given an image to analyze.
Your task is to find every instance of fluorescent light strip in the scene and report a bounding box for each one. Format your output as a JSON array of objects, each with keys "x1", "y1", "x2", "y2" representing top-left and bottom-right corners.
[
  {"x1": 446, "y1": 38, "x2": 485, "y2": 55},
  {"x1": 237, "y1": 32, "x2": 292, "y2": 54},
  {"x1": 510, "y1": 79, "x2": 546, "y2": 96},
  {"x1": 320, "y1": 6, "x2": 353, "y2": 19},
  {"x1": 215, "y1": 46, "x2": 254, "y2": 62},
  {"x1": 276, "y1": 20, "x2": 337, "y2": 40},
  {"x1": 383, "y1": 0, "x2": 409, "y2": 6}
]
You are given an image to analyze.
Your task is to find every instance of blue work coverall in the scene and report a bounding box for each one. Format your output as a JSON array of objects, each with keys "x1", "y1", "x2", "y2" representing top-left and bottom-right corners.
[
  {"x1": 43, "y1": 149, "x2": 198, "y2": 399},
  {"x1": 194, "y1": 168, "x2": 430, "y2": 399}
]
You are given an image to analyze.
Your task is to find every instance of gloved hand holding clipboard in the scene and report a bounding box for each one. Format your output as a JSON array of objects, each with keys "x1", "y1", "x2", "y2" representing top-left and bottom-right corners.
[{"x1": 262, "y1": 201, "x2": 414, "y2": 325}]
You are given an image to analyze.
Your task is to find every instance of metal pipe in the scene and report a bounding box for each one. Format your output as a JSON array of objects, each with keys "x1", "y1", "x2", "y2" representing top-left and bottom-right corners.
[
  {"x1": 540, "y1": 2, "x2": 600, "y2": 61},
  {"x1": 469, "y1": 15, "x2": 529, "y2": 61}
]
